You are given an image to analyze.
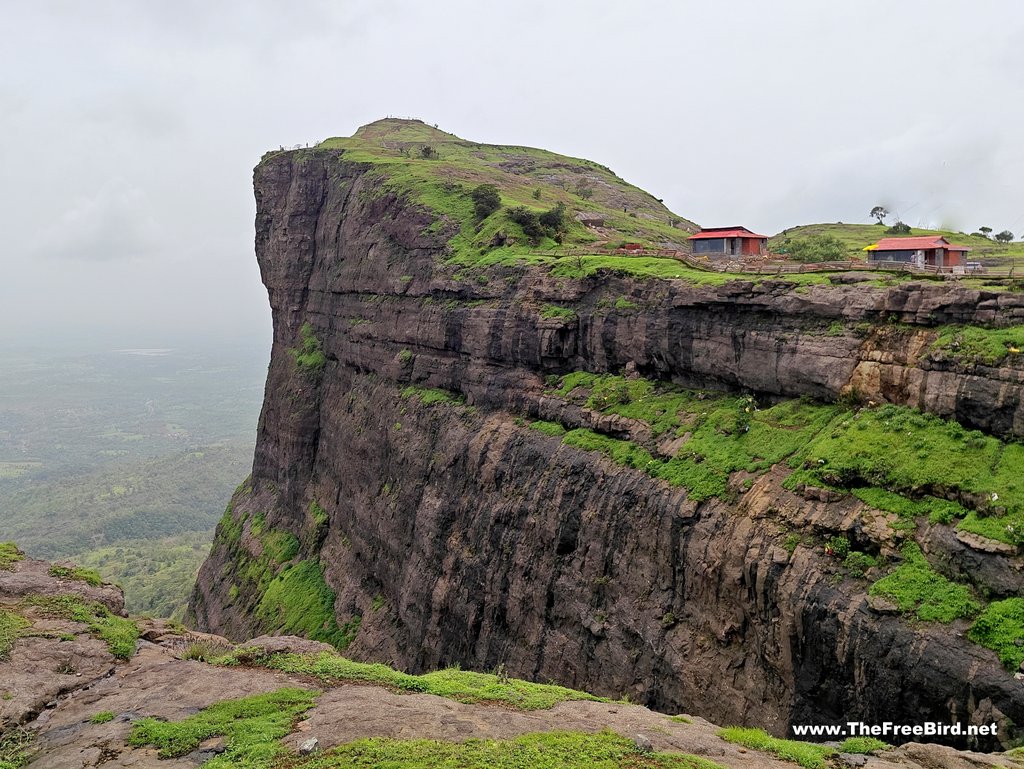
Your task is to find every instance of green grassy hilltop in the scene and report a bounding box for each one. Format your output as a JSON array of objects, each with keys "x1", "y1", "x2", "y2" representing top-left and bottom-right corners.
[{"x1": 303, "y1": 118, "x2": 698, "y2": 267}]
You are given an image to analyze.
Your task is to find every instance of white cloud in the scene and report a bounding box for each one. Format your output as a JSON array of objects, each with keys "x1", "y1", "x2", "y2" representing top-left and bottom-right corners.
[{"x1": 34, "y1": 178, "x2": 163, "y2": 261}]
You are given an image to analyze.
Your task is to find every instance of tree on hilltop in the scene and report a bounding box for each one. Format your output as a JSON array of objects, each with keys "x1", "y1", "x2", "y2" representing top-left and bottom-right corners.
[
  {"x1": 995, "y1": 230, "x2": 1014, "y2": 243},
  {"x1": 870, "y1": 206, "x2": 889, "y2": 224},
  {"x1": 979, "y1": 226, "x2": 993, "y2": 239}
]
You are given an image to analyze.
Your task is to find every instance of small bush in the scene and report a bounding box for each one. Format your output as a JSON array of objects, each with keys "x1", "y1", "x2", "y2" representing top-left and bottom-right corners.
[
  {"x1": 507, "y1": 203, "x2": 569, "y2": 245},
  {"x1": 843, "y1": 551, "x2": 877, "y2": 578},
  {"x1": 778, "y1": 234, "x2": 846, "y2": 263},
  {"x1": 470, "y1": 184, "x2": 501, "y2": 219},
  {"x1": 0, "y1": 727, "x2": 34, "y2": 768},
  {"x1": 182, "y1": 636, "x2": 236, "y2": 663},
  {"x1": 824, "y1": 536, "x2": 850, "y2": 558},
  {"x1": 89, "y1": 711, "x2": 115, "y2": 724}
]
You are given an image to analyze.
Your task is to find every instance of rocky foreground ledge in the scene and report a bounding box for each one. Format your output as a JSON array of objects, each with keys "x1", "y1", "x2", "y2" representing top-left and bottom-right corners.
[{"x1": 2, "y1": 547, "x2": 1021, "y2": 769}]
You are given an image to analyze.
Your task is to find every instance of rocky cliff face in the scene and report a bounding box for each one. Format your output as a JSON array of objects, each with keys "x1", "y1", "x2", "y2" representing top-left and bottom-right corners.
[{"x1": 189, "y1": 145, "x2": 1024, "y2": 750}]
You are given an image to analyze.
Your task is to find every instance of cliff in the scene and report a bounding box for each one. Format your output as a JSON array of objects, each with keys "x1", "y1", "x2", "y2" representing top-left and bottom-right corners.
[{"x1": 189, "y1": 120, "x2": 1024, "y2": 751}]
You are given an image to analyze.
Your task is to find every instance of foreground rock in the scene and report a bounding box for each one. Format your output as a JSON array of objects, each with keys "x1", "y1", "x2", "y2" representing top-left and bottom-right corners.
[{"x1": 3, "y1": 552, "x2": 1021, "y2": 767}]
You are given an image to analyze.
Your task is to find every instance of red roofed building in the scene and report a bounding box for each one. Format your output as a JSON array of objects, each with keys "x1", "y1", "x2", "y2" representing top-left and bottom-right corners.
[
  {"x1": 864, "y1": 236, "x2": 970, "y2": 269},
  {"x1": 689, "y1": 226, "x2": 767, "y2": 257}
]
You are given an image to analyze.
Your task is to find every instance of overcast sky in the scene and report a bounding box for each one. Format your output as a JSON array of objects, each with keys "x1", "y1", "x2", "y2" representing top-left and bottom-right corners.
[{"x1": 3, "y1": 1, "x2": 1022, "y2": 348}]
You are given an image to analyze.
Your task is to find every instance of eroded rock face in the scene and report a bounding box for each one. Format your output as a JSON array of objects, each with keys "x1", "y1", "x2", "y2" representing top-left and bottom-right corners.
[{"x1": 189, "y1": 150, "x2": 1024, "y2": 749}]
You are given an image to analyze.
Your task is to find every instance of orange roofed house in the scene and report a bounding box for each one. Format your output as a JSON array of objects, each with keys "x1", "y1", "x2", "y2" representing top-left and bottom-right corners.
[
  {"x1": 688, "y1": 226, "x2": 768, "y2": 257},
  {"x1": 863, "y1": 236, "x2": 970, "y2": 270}
]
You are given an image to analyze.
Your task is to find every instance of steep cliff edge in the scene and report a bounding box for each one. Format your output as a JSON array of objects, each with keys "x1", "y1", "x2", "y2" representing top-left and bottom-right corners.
[{"x1": 190, "y1": 120, "x2": 1024, "y2": 750}]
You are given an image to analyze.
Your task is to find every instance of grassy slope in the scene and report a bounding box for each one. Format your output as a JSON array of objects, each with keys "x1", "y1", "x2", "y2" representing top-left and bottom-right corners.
[
  {"x1": 771, "y1": 222, "x2": 1024, "y2": 267},
  {"x1": 308, "y1": 118, "x2": 698, "y2": 269}
]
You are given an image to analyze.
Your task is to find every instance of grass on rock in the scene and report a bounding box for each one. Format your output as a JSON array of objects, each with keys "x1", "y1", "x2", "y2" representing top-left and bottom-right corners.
[
  {"x1": 868, "y1": 543, "x2": 979, "y2": 623},
  {"x1": 255, "y1": 560, "x2": 360, "y2": 651},
  {"x1": 0, "y1": 543, "x2": 24, "y2": 571},
  {"x1": 217, "y1": 649, "x2": 604, "y2": 711},
  {"x1": 400, "y1": 386, "x2": 464, "y2": 406},
  {"x1": 128, "y1": 688, "x2": 317, "y2": 769},
  {"x1": 837, "y1": 737, "x2": 890, "y2": 754},
  {"x1": 48, "y1": 564, "x2": 104, "y2": 586},
  {"x1": 0, "y1": 727, "x2": 34, "y2": 769},
  {"x1": 717, "y1": 727, "x2": 834, "y2": 769},
  {"x1": 297, "y1": 731, "x2": 728, "y2": 769},
  {"x1": 21, "y1": 594, "x2": 138, "y2": 659},
  {"x1": 931, "y1": 325, "x2": 1024, "y2": 367},
  {"x1": 0, "y1": 609, "x2": 29, "y2": 659},
  {"x1": 968, "y1": 598, "x2": 1024, "y2": 670}
]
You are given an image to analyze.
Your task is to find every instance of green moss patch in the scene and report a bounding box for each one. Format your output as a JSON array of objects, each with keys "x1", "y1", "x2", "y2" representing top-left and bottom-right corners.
[
  {"x1": 0, "y1": 543, "x2": 24, "y2": 571},
  {"x1": 540, "y1": 304, "x2": 577, "y2": 320},
  {"x1": 931, "y1": 325, "x2": 1024, "y2": 366},
  {"x1": 0, "y1": 727, "x2": 34, "y2": 769},
  {"x1": 400, "y1": 386, "x2": 464, "y2": 406},
  {"x1": 718, "y1": 727, "x2": 834, "y2": 769},
  {"x1": 968, "y1": 598, "x2": 1024, "y2": 671},
  {"x1": 0, "y1": 609, "x2": 29, "y2": 659},
  {"x1": 89, "y1": 711, "x2": 115, "y2": 724},
  {"x1": 792, "y1": 404, "x2": 1024, "y2": 545},
  {"x1": 22, "y1": 595, "x2": 139, "y2": 659},
  {"x1": 220, "y1": 649, "x2": 603, "y2": 711},
  {"x1": 49, "y1": 564, "x2": 104, "y2": 586},
  {"x1": 291, "y1": 322, "x2": 326, "y2": 373},
  {"x1": 868, "y1": 543, "x2": 979, "y2": 623},
  {"x1": 838, "y1": 737, "x2": 890, "y2": 754},
  {"x1": 255, "y1": 560, "x2": 359, "y2": 650},
  {"x1": 529, "y1": 420, "x2": 567, "y2": 437},
  {"x1": 298, "y1": 731, "x2": 726, "y2": 769},
  {"x1": 128, "y1": 688, "x2": 317, "y2": 769}
]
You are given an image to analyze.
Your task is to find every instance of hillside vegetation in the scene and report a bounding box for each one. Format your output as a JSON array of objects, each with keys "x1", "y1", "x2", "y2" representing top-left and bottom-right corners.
[
  {"x1": 771, "y1": 222, "x2": 1024, "y2": 268},
  {"x1": 0, "y1": 345, "x2": 265, "y2": 619},
  {"x1": 306, "y1": 119, "x2": 697, "y2": 268}
]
